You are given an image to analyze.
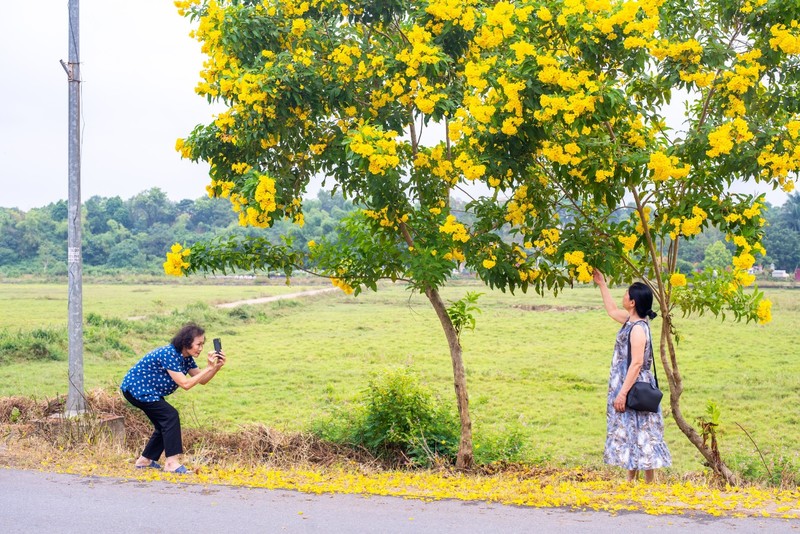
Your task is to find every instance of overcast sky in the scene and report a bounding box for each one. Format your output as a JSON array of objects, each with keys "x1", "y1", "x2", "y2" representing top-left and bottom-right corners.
[
  {"x1": 0, "y1": 1, "x2": 215, "y2": 211},
  {"x1": 0, "y1": 2, "x2": 790, "y2": 211}
]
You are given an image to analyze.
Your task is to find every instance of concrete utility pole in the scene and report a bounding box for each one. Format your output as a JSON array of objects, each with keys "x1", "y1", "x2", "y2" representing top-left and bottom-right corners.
[{"x1": 63, "y1": 0, "x2": 85, "y2": 415}]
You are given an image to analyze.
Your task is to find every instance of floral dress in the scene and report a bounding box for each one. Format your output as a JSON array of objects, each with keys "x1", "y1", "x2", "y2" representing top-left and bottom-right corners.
[{"x1": 604, "y1": 320, "x2": 671, "y2": 470}]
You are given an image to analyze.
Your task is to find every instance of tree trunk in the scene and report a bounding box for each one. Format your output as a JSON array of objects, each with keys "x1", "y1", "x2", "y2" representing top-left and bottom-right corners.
[
  {"x1": 659, "y1": 314, "x2": 740, "y2": 484},
  {"x1": 425, "y1": 286, "x2": 474, "y2": 469}
]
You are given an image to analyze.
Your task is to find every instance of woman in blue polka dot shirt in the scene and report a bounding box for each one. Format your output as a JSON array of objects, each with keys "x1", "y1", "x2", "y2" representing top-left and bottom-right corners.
[{"x1": 121, "y1": 323, "x2": 225, "y2": 474}]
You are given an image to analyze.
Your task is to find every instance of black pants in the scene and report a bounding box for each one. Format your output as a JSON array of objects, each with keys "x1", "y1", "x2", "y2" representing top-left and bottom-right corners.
[{"x1": 122, "y1": 390, "x2": 183, "y2": 459}]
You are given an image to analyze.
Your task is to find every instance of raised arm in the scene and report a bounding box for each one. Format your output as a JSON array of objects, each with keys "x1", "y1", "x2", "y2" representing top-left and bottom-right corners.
[
  {"x1": 168, "y1": 352, "x2": 225, "y2": 390},
  {"x1": 593, "y1": 270, "x2": 628, "y2": 324}
]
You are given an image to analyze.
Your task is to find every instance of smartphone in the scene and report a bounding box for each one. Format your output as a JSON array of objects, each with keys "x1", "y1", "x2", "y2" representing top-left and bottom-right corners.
[{"x1": 213, "y1": 338, "x2": 222, "y2": 353}]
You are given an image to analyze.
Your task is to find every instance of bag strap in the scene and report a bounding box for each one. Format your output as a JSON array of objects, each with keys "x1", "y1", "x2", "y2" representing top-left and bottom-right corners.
[{"x1": 626, "y1": 320, "x2": 659, "y2": 388}]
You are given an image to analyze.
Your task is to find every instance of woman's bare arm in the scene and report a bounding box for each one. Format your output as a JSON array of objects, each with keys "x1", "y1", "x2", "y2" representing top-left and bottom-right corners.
[{"x1": 594, "y1": 270, "x2": 628, "y2": 324}]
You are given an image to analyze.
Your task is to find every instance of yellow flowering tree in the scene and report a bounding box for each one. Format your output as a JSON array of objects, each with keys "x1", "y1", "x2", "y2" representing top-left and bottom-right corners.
[
  {"x1": 172, "y1": 0, "x2": 566, "y2": 469},
  {"x1": 452, "y1": 0, "x2": 795, "y2": 481},
  {"x1": 171, "y1": 0, "x2": 796, "y2": 479}
]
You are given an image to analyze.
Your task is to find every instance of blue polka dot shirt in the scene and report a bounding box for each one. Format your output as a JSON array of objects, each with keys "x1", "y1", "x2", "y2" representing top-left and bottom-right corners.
[{"x1": 120, "y1": 345, "x2": 198, "y2": 402}]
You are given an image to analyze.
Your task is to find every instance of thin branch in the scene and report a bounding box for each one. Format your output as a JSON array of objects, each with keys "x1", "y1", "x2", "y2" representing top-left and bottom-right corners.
[{"x1": 735, "y1": 422, "x2": 773, "y2": 480}]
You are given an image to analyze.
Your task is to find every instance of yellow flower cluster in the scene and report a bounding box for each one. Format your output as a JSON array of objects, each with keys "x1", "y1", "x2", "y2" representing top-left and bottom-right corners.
[
  {"x1": 734, "y1": 269, "x2": 756, "y2": 288},
  {"x1": 329, "y1": 43, "x2": 361, "y2": 68},
  {"x1": 205, "y1": 179, "x2": 236, "y2": 199},
  {"x1": 463, "y1": 93, "x2": 496, "y2": 125},
  {"x1": 474, "y1": 1, "x2": 526, "y2": 49},
  {"x1": 732, "y1": 253, "x2": 756, "y2": 271},
  {"x1": 770, "y1": 22, "x2": 800, "y2": 54},
  {"x1": 163, "y1": 243, "x2": 190, "y2": 276},
  {"x1": 498, "y1": 75, "x2": 527, "y2": 134},
  {"x1": 706, "y1": 118, "x2": 753, "y2": 158},
  {"x1": 363, "y1": 207, "x2": 408, "y2": 230},
  {"x1": 621, "y1": 114, "x2": 651, "y2": 149},
  {"x1": 443, "y1": 248, "x2": 466, "y2": 263},
  {"x1": 395, "y1": 25, "x2": 443, "y2": 77},
  {"x1": 509, "y1": 40, "x2": 536, "y2": 64},
  {"x1": 635, "y1": 206, "x2": 652, "y2": 234},
  {"x1": 592, "y1": 0, "x2": 658, "y2": 40},
  {"x1": 175, "y1": 138, "x2": 193, "y2": 159},
  {"x1": 669, "y1": 272, "x2": 687, "y2": 288},
  {"x1": 239, "y1": 174, "x2": 278, "y2": 228},
  {"x1": 288, "y1": 197, "x2": 305, "y2": 227},
  {"x1": 428, "y1": 145, "x2": 456, "y2": 184},
  {"x1": 618, "y1": 233, "x2": 637, "y2": 253},
  {"x1": 757, "y1": 299, "x2": 772, "y2": 324},
  {"x1": 439, "y1": 215, "x2": 470, "y2": 243},
  {"x1": 723, "y1": 203, "x2": 766, "y2": 234},
  {"x1": 647, "y1": 151, "x2": 690, "y2": 181},
  {"x1": 425, "y1": 0, "x2": 477, "y2": 31},
  {"x1": 651, "y1": 39, "x2": 703, "y2": 64},
  {"x1": 757, "y1": 119, "x2": 800, "y2": 192},
  {"x1": 330, "y1": 277, "x2": 354, "y2": 295},
  {"x1": 174, "y1": 0, "x2": 201, "y2": 17},
  {"x1": 505, "y1": 186, "x2": 536, "y2": 227},
  {"x1": 464, "y1": 59, "x2": 493, "y2": 92},
  {"x1": 482, "y1": 253, "x2": 497, "y2": 269},
  {"x1": 454, "y1": 152, "x2": 486, "y2": 182},
  {"x1": 540, "y1": 141, "x2": 584, "y2": 166},
  {"x1": 231, "y1": 162, "x2": 252, "y2": 174},
  {"x1": 410, "y1": 77, "x2": 446, "y2": 115},
  {"x1": 534, "y1": 228, "x2": 561, "y2": 256},
  {"x1": 669, "y1": 206, "x2": 707, "y2": 239},
  {"x1": 214, "y1": 111, "x2": 236, "y2": 132},
  {"x1": 428, "y1": 199, "x2": 446, "y2": 215},
  {"x1": 740, "y1": 0, "x2": 768, "y2": 14},
  {"x1": 533, "y1": 92, "x2": 597, "y2": 125},
  {"x1": 564, "y1": 250, "x2": 593, "y2": 283},
  {"x1": 722, "y1": 50, "x2": 764, "y2": 95},
  {"x1": 730, "y1": 234, "x2": 766, "y2": 271},
  {"x1": 742, "y1": 201, "x2": 764, "y2": 220},
  {"x1": 679, "y1": 70, "x2": 716, "y2": 89},
  {"x1": 347, "y1": 126, "x2": 400, "y2": 176},
  {"x1": 536, "y1": 55, "x2": 597, "y2": 93},
  {"x1": 519, "y1": 267, "x2": 540, "y2": 282}
]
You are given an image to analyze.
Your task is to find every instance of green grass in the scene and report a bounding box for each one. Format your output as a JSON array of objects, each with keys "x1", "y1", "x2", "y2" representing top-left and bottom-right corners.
[{"x1": 1, "y1": 278, "x2": 798, "y2": 477}]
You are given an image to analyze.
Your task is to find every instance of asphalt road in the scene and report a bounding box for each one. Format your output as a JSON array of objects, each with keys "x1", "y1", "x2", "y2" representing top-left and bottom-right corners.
[{"x1": 1, "y1": 469, "x2": 798, "y2": 533}]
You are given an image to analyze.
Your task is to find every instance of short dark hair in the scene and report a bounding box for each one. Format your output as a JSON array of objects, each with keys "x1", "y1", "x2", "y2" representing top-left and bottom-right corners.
[
  {"x1": 171, "y1": 323, "x2": 205, "y2": 352},
  {"x1": 628, "y1": 282, "x2": 657, "y2": 320}
]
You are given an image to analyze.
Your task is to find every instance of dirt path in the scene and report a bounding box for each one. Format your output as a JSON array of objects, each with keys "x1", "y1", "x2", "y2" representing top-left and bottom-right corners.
[
  {"x1": 127, "y1": 287, "x2": 337, "y2": 320},
  {"x1": 214, "y1": 287, "x2": 337, "y2": 308}
]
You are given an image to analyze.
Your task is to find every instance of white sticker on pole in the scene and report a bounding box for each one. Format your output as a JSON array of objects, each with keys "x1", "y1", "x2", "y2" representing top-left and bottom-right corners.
[{"x1": 68, "y1": 247, "x2": 81, "y2": 263}]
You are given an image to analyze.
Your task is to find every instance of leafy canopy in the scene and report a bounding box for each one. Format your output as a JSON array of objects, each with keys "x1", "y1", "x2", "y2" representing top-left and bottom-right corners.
[{"x1": 172, "y1": 0, "x2": 800, "y2": 324}]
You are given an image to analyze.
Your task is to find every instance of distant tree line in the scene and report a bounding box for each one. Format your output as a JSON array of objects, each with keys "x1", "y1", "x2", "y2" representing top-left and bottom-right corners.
[
  {"x1": 0, "y1": 189, "x2": 798, "y2": 277},
  {"x1": 0, "y1": 188, "x2": 354, "y2": 276}
]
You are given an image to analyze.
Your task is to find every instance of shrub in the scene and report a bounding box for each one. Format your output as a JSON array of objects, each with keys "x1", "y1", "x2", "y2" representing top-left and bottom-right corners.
[
  {"x1": 313, "y1": 367, "x2": 460, "y2": 466},
  {"x1": 85, "y1": 313, "x2": 135, "y2": 360},
  {"x1": 473, "y1": 424, "x2": 528, "y2": 465},
  {"x1": 0, "y1": 328, "x2": 67, "y2": 363}
]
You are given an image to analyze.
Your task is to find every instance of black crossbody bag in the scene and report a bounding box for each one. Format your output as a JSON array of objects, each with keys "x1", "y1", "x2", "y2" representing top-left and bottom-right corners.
[{"x1": 625, "y1": 321, "x2": 663, "y2": 413}]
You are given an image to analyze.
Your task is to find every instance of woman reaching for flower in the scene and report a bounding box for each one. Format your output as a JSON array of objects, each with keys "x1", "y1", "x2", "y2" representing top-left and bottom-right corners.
[{"x1": 594, "y1": 270, "x2": 671, "y2": 483}]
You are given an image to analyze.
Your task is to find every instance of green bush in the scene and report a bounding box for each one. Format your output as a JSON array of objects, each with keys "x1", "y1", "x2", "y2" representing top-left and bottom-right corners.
[
  {"x1": 313, "y1": 367, "x2": 460, "y2": 466},
  {"x1": 0, "y1": 328, "x2": 67, "y2": 363},
  {"x1": 474, "y1": 424, "x2": 528, "y2": 465},
  {"x1": 728, "y1": 450, "x2": 800, "y2": 487},
  {"x1": 85, "y1": 313, "x2": 135, "y2": 360}
]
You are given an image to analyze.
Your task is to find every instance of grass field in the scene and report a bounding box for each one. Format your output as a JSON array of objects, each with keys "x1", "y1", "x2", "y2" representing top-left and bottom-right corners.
[{"x1": 1, "y1": 277, "x2": 798, "y2": 478}]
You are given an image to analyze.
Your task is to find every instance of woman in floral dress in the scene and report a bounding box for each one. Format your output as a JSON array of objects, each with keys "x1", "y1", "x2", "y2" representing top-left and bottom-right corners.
[{"x1": 594, "y1": 271, "x2": 671, "y2": 482}]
